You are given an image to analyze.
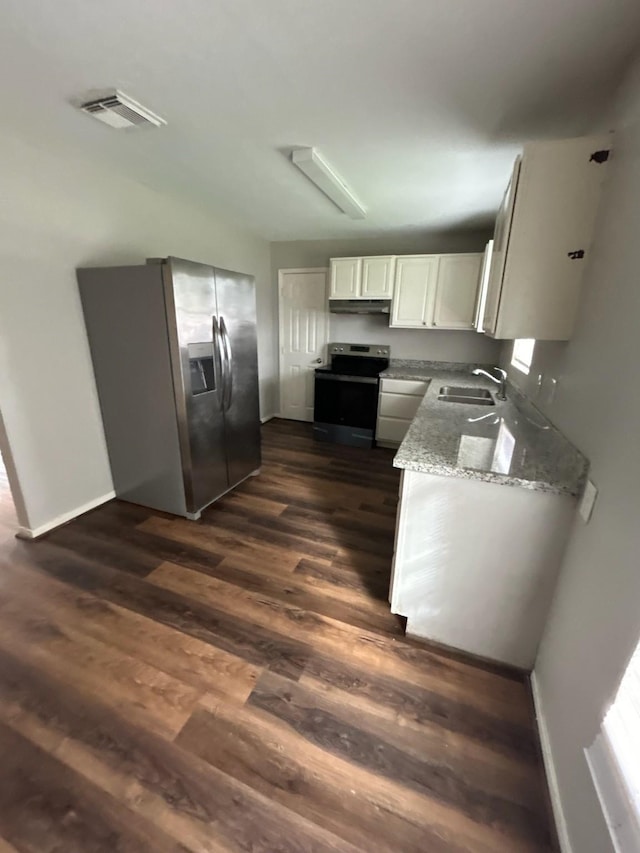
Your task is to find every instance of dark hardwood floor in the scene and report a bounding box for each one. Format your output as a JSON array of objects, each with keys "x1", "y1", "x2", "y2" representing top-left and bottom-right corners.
[{"x1": 0, "y1": 419, "x2": 555, "y2": 852}]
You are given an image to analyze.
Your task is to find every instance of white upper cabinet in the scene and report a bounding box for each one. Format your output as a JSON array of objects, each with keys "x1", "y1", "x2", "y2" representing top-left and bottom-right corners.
[
  {"x1": 433, "y1": 254, "x2": 483, "y2": 329},
  {"x1": 329, "y1": 257, "x2": 361, "y2": 299},
  {"x1": 329, "y1": 255, "x2": 394, "y2": 299},
  {"x1": 473, "y1": 240, "x2": 494, "y2": 333},
  {"x1": 390, "y1": 256, "x2": 439, "y2": 327},
  {"x1": 330, "y1": 251, "x2": 484, "y2": 327},
  {"x1": 361, "y1": 256, "x2": 396, "y2": 298},
  {"x1": 483, "y1": 134, "x2": 611, "y2": 340},
  {"x1": 390, "y1": 253, "x2": 482, "y2": 329}
]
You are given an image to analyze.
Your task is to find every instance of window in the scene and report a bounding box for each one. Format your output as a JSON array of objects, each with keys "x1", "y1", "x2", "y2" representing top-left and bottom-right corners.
[
  {"x1": 586, "y1": 638, "x2": 640, "y2": 852},
  {"x1": 511, "y1": 338, "x2": 535, "y2": 374}
]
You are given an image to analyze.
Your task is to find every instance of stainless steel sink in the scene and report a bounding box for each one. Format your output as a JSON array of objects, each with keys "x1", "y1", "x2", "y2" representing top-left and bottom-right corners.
[
  {"x1": 440, "y1": 386, "x2": 493, "y2": 398},
  {"x1": 438, "y1": 386, "x2": 495, "y2": 406}
]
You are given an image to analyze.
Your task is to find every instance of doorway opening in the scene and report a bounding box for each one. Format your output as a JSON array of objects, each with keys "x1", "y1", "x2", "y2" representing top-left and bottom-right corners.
[
  {"x1": 278, "y1": 268, "x2": 329, "y2": 421},
  {"x1": 0, "y1": 410, "x2": 27, "y2": 542}
]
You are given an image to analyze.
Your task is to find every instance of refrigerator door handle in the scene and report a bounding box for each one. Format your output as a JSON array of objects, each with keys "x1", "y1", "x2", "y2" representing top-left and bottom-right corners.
[
  {"x1": 220, "y1": 315, "x2": 233, "y2": 411},
  {"x1": 212, "y1": 315, "x2": 225, "y2": 407}
]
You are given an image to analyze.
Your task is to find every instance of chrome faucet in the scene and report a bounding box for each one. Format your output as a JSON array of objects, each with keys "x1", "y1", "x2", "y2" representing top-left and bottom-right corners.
[{"x1": 472, "y1": 366, "x2": 508, "y2": 401}]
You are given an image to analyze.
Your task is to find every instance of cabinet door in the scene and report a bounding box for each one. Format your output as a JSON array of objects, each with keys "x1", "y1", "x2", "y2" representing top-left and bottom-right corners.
[
  {"x1": 433, "y1": 254, "x2": 483, "y2": 329},
  {"x1": 492, "y1": 135, "x2": 610, "y2": 340},
  {"x1": 390, "y1": 256, "x2": 439, "y2": 327},
  {"x1": 361, "y1": 256, "x2": 395, "y2": 298},
  {"x1": 330, "y1": 258, "x2": 361, "y2": 299},
  {"x1": 483, "y1": 158, "x2": 521, "y2": 336},
  {"x1": 380, "y1": 378, "x2": 429, "y2": 395},
  {"x1": 379, "y1": 392, "x2": 423, "y2": 420},
  {"x1": 376, "y1": 416, "x2": 412, "y2": 444},
  {"x1": 474, "y1": 240, "x2": 494, "y2": 333}
]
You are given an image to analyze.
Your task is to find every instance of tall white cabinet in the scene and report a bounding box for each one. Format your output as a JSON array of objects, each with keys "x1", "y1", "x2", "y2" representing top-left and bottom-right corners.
[{"x1": 483, "y1": 134, "x2": 611, "y2": 340}]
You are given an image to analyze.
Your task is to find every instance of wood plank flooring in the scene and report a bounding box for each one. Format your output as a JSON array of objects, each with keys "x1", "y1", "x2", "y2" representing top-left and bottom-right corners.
[{"x1": 0, "y1": 418, "x2": 556, "y2": 851}]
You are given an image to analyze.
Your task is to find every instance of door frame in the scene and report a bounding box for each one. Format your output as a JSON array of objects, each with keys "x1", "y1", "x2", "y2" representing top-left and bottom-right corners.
[
  {"x1": 277, "y1": 267, "x2": 329, "y2": 419},
  {"x1": 0, "y1": 406, "x2": 30, "y2": 535}
]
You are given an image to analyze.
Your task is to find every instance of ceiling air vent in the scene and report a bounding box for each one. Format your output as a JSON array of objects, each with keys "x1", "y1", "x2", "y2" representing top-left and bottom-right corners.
[{"x1": 79, "y1": 90, "x2": 166, "y2": 129}]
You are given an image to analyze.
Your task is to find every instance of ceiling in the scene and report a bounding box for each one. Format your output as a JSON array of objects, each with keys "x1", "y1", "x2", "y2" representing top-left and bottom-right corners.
[{"x1": 1, "y1": 0, "x2": 639, "y2": 241}]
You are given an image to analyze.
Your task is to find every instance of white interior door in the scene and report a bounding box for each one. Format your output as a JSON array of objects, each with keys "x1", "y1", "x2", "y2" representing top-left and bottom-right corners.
[{"x1": 278, "y1": 268, "x2": 329, "y2": 421}]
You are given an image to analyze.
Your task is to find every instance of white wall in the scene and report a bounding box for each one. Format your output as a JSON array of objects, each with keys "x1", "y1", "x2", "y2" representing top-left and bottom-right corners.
[
  {"x1": 271, "y1": 233, "x2": 501, "y2": 364},
  {"x1": 502, "y1": 57, "x2": 640, "y2": 853},
  {"x1": 0, "y1": 130, "x2": 273, "y2": 535},
  {"x1": 330, "y1": 314, "x2": 500, "y2": 363}
]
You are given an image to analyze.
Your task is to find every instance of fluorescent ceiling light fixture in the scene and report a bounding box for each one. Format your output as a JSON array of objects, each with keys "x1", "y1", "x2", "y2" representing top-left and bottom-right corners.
[{"x1": 291, "y1": 148, "x2": 366, "y2": 219}]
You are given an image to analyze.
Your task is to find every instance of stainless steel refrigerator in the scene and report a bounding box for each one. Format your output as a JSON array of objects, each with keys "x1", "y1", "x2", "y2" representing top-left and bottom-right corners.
[{"x1": 78, "y1": 257, "x2": 261, "y2": 519}]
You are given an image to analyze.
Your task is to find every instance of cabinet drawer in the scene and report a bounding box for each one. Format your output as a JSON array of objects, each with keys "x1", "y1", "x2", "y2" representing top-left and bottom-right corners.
[
  {"x1": 379, "y1": 392, "x2": 422, "y2": 420},
  {"x1": 380, "y1": 378, "x2": 429, "y2": 396},
  {"x1": 376, "y1": 416, "x2": 412, "y2": 443}
]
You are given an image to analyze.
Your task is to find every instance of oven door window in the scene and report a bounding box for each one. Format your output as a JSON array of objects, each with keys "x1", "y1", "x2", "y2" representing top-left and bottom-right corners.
[{"x1": 314, "y1": 377, "x2": 378, "y2": 428}]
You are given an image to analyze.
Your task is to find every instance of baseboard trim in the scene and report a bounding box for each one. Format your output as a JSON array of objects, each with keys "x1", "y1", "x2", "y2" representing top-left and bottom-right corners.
[
  {"x1": 16, "y1": 490, "x2": 116, "y2": 540},
  {"x1": 531, "y1": 671, "x2": 573, "y2": 853},
  {"x1": 260, "y1": 414, "x2": 277, "y2": 424},
  {"x1": 404, "y1": 630, "x2": 528, "y2": 682}
]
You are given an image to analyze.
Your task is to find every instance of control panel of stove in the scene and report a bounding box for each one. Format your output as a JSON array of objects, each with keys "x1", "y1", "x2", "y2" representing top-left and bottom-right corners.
[{"x1": 328, "y1": 343, "x2": 391, "y2": 358}]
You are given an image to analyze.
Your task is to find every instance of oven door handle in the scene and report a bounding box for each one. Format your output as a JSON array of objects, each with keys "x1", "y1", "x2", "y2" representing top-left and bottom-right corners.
[{"x1": 315, "y1": 374, "x2": 379, "y2": 385}]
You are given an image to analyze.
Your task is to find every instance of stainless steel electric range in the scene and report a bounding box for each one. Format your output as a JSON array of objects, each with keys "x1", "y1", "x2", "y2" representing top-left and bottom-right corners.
[{"x1": 313, "y1": 343, "x2": 390, "y2": 448}]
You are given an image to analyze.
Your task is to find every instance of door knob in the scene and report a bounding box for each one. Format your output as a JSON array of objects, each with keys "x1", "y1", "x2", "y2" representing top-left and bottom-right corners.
[{"x1": 314, "y1": 358, "x2": 322, "y2": 363}]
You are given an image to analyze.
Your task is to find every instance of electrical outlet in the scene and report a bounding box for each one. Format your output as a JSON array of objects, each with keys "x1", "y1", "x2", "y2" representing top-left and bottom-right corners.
[
  {"x1": 579, "y1": 479, "x2": 598, "y2": 523},
  {"x1": 547, "y1": 377, "x2": 558, "y2": 404}
]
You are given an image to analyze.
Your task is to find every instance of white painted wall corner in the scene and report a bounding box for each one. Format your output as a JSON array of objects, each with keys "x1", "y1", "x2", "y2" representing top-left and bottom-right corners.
[
  {"x1": 531, "y1": 671, "x2": 574, "y2": 853},
  {"x1": 16, "y1": 490, "x2": 116, "y2": 539}
]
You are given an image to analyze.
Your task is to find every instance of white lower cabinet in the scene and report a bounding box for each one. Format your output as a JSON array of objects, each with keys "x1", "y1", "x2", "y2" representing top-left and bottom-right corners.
[
  {"x1": 389, "y1": 470, "x2": 575, "y2": 668},
  {"x1": 376, "y1": 378, "x2": 428, "y2": 446}
]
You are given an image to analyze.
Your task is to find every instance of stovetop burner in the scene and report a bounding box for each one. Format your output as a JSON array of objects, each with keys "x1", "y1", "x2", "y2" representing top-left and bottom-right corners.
[{"x1": 316, "y1": 342, "x2": 390, "y2": 377}]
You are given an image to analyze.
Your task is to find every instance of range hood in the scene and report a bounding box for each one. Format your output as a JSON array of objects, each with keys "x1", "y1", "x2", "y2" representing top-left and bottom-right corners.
[{"x1": 329, "y1": 299, "x2": 391, "y2": 315}]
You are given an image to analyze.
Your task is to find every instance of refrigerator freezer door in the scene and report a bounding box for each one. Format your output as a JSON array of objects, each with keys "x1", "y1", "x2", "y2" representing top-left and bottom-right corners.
[
  {"x1": 163, "y1": 257, "x2": 229, "y2": 514},
  {"x1": 215, "y1": 268, "x2": 262, "y2": 486}
]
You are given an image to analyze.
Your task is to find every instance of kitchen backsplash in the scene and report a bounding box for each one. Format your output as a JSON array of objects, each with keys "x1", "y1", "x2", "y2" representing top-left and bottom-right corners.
[{"x1": 330, "y1": 314, "x2": 501, "y2": 363}]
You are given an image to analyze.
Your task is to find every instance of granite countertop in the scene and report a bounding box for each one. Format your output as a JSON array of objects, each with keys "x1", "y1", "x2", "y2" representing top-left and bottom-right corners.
[{"x1": 380, "y1": 361, "x2": 587, "y2": 497}]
